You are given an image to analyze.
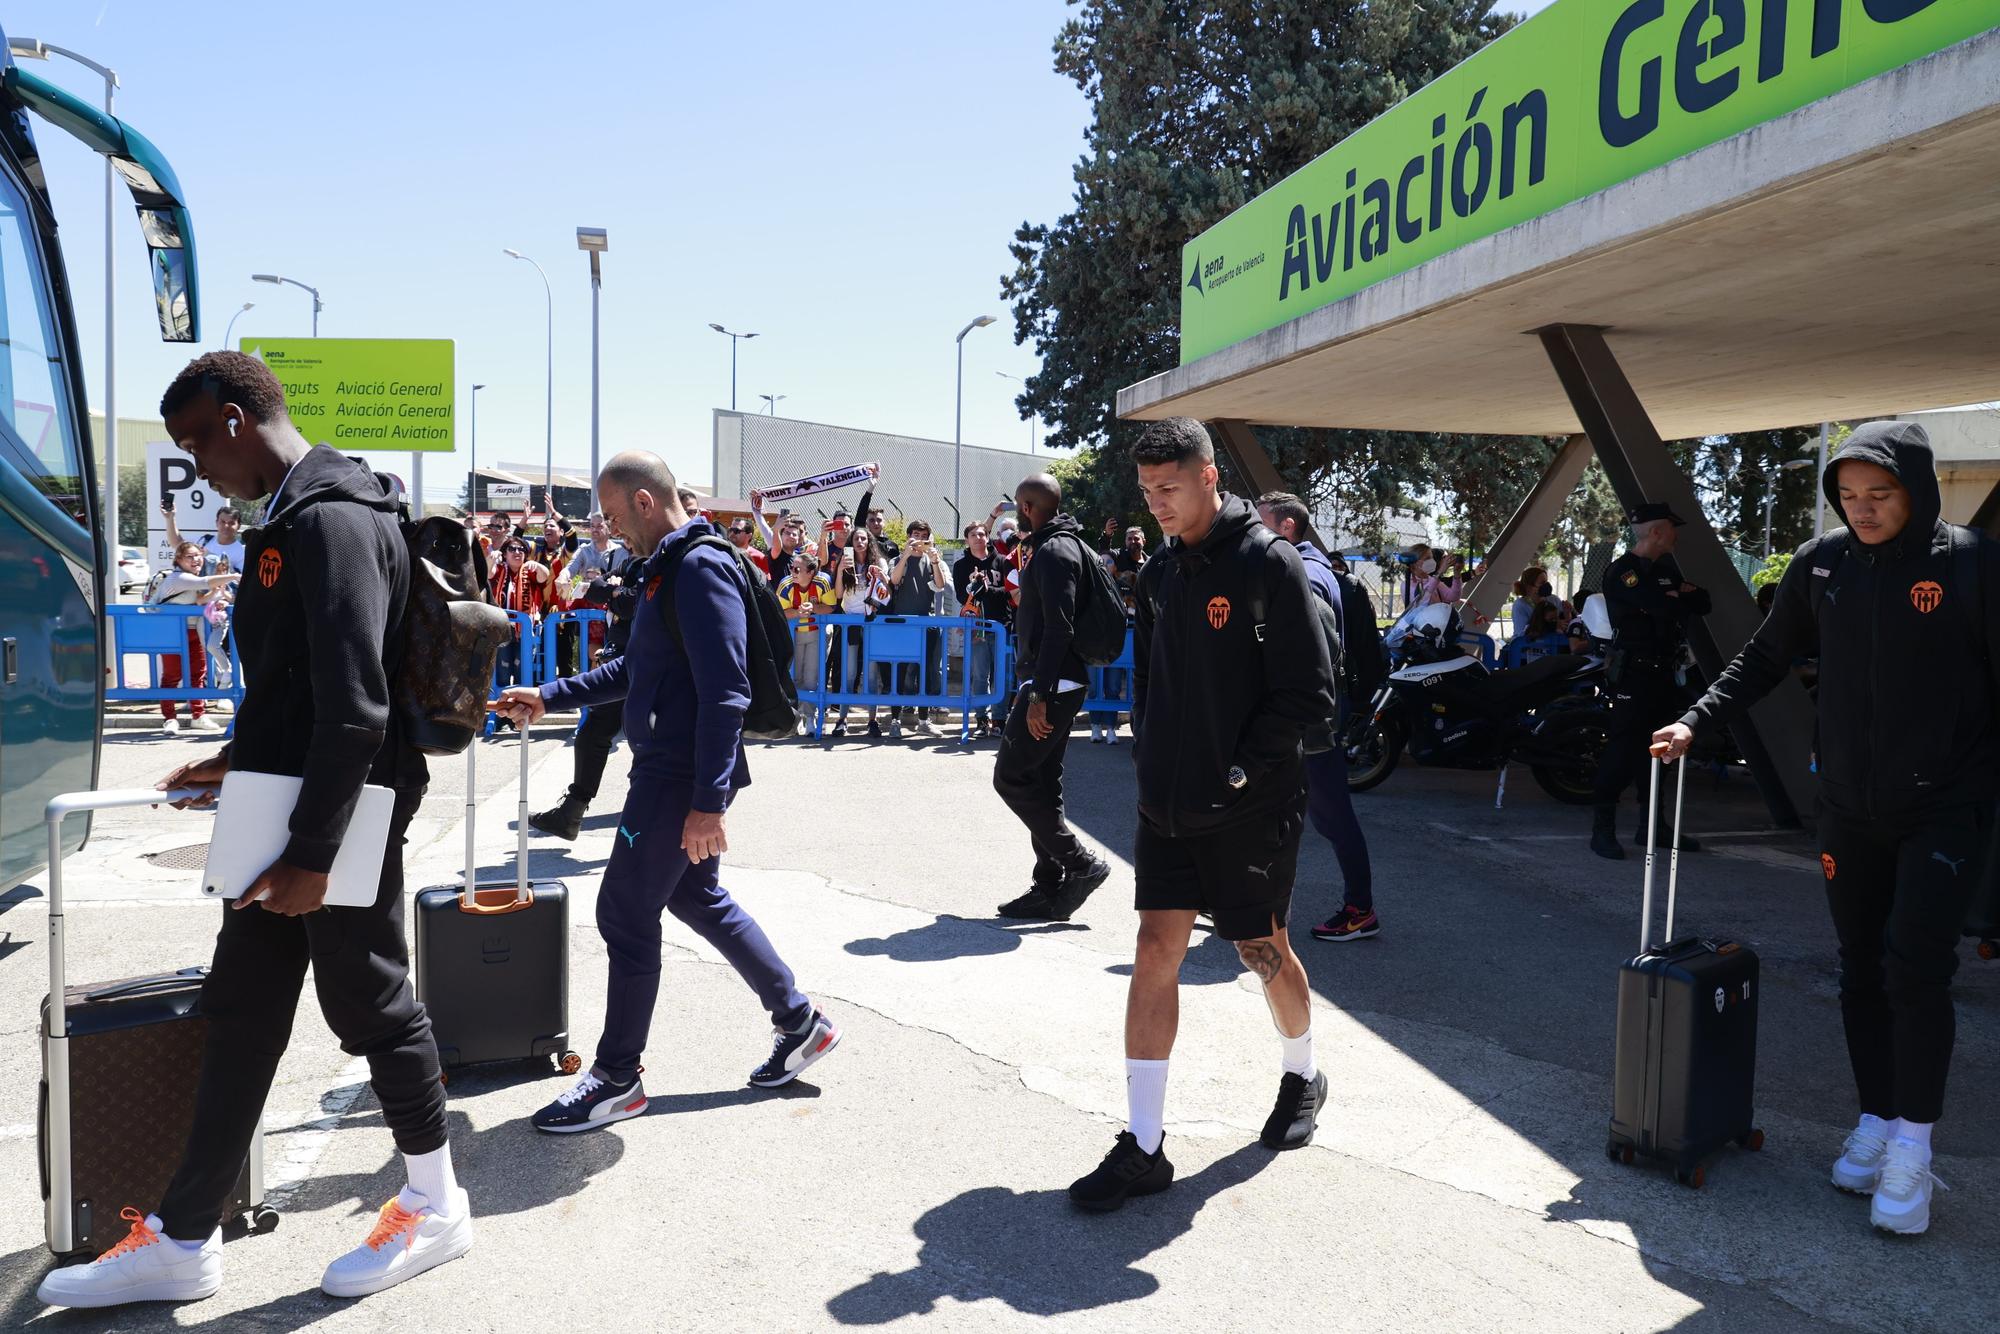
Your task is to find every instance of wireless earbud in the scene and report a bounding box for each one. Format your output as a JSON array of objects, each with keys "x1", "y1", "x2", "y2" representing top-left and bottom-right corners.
[{"x1": 226, "y1": 418, "x2": 238, "y2": 437}]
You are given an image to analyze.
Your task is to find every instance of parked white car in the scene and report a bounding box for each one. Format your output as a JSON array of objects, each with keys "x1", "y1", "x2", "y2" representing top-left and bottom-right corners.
[{"x1": 117, "y1": 546, "x2": 150, "y2": 598}]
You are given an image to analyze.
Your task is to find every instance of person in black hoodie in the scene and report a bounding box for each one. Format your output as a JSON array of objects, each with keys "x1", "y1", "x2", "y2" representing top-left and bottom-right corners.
[
  {"x1": 1654, "y1": 421, "x2": 2000, "y2": 1238},
  {"x1": 1069, "y1": 418, "x2": 1336, "y2": 1213},
  {"x1": 992, "y1": 473, "x2": 1113, "y2": 921},
  {"x1": 39, "y1": 354, "x2": 469, "y2": 1313}
]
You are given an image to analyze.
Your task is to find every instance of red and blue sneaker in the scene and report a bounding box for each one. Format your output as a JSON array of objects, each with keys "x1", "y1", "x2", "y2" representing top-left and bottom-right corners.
[
  {"x1": 749, "y1": 1008, "x2": 841, "y2": 1088},
  {"x1": 531, "y1": 1069, "x2": 648, "y2": 1133},
  {"x1": 1310, "y1": 904, "x2": 1380, "y2": 942}
]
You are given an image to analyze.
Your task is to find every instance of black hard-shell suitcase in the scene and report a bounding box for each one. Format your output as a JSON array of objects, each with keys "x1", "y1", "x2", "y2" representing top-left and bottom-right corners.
[
  {"x1": 1606, "y1": 759, "x2": 1764, "y2": 1188},
  {"x1": 414, "y1": 716, "x2": 579, "y2": 1075},
  {"x1": 39, "y1": 791, "x2": 275, "y2": 1259}
]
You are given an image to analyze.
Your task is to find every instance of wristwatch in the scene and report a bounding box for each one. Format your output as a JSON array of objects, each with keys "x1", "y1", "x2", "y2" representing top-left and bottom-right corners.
[
  {"x1": 1225, "y1": 766, "x2": 1248, "y2": 791},
  {"x1": 1027, "y1": 687, "x2": 1048, "y2": 704}
]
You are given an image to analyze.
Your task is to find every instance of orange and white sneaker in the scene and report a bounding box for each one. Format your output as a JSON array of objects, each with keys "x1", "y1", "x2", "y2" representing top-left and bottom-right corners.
[
  {"x1": 320, "y1": 1187, "x2": 473, "y2": 1298},
  {"x1": 36, "y1": 1208, "x2": 222, "y2": 1308}
]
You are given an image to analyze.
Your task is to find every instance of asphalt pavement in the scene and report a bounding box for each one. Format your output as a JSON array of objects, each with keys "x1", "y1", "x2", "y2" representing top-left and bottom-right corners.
[{"x1": 0, "y1": 716, "x2": 1993, "y2": 1332}]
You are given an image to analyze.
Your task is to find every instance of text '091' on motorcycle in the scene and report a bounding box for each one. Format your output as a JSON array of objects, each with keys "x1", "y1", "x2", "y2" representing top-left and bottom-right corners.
[{"x1": 1345, "y1": 602, "x2": 1610, "y2": 804}]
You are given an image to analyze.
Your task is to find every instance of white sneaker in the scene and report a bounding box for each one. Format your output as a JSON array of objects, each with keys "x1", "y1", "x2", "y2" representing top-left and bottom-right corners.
[
  {"x1": 890, "y1": 719, "x2": 904, "y2": 739},
  {"x1": 320, "y1": 1186, "x2": 473, "y2": 1298},
  {"x1": 161, "y1": 718, "x2": 181, "y2": 736},
  {"x1": 1831, "y1": 1118, "x2": 1892, "y2": 1193},
  {"x1": 1871, "y1": 1137, "x2": 1948, "y2": 1235},
  {"x1": 36, "y1": 1210, "x2": 221, "y2": 1308},
  {"x1": 1106, "y1": 730, "x2": 1119, "y2": 747},
  {"x1": 187, "y1": 715, "x2": 222, "y2": 733}
]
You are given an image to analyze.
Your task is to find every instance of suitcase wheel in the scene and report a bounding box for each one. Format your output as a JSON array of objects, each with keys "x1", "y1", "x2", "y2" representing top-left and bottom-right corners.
[
  {"x1": 250, "y1": 1206, "x2": 280, "y2": 1235},
  {"x1": 1673, "y1": 1165, "x2": 1706, "y2": 1189},
  {"x1": 1979, "y1": 939, "x2": 1998, "y2": 962},
  {"x1": 557, "y1": 1051, "x2": 583, "y2": 1076},
  {"x1": 1606, "y1": 1142, "x2": 1635, "y2": 1167},
  {"x1": 1737, "y1": 1128, "x2": 1765, "y2": 1152}
]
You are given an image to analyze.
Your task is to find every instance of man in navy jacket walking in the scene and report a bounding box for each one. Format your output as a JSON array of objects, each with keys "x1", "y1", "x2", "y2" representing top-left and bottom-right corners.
[{"x1": 495, "y1": 452, "x2": 838, "y2": 1132}]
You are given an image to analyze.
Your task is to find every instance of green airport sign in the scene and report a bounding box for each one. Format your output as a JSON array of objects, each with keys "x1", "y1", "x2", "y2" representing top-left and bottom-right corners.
[
  {"x1": 1179, "y1": 0, "x2": 1996, "y2": 363},
  {"x1": 238, "y1": 337, "x2": 455, "y2": 451}
]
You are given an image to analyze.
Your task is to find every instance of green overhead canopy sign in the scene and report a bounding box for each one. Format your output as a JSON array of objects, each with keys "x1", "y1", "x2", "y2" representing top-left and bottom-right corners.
[
  {"x1": 238, "y1": 337, "x2": 456, "y2": 451},
  {"x1": 1179, "y1": 0, "x2": 1996, "y2": 364}
]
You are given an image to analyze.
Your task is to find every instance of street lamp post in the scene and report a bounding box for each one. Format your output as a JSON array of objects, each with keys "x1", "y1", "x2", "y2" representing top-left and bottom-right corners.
[
  {"x1": 995, "y1": 371, "x2": 1034, "y2": 452},
  {"x1": 469, "y1": 383, "x2": 485, "y2": 514},
  {"x1": 8, "y1": 39, "x2": 119, "y2": 567},
  {"x1": 578, "y1": 229, "x2": 608, "y2": 510},
  {"x1": 708, "y1": 325, "x2": 758, "y2": 412},
  {"x1": 953, "y1": 315, "x2": 997, "y2": 524},
  {"x1": 758, "y1": 394, "x2": 786, "y2": 416},
  {"x1": 504, "y1": 249, "x2": 555, "y2": 516},
  {"x1": 251, "y1": 273, "x2": 322, "y2": 335},
  {"x1": 220, "y1": 301, "x2": 254, "y2": 350},
  {"x1": 1756, "y1": 458, "x2": 1815, "y2": 556}
]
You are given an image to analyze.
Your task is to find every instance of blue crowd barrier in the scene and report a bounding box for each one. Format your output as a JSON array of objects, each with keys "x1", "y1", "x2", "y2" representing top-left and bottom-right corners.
[
  {"x1": 106, "y1": 605, "x2": 244, "y2": 722},
  {"x1": 1084, "y1": 629, "x2": 1136, "y2": 717},
  {"x1": 539, "y1": 608, "x2": 610, "y2": 686},
  {"x1": 484, "y1": 609, "x2": 540, "y2": 736},
  {"x1": 796, "y1": 614, "x2": 1008, "y2": 742}
]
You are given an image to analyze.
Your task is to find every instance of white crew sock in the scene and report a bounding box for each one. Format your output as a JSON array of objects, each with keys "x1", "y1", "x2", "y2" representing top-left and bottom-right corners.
[
  {"x1": 1125, "y1": 1059, "x2": 1170, "y2": 1155},
  {"x1": 1857, "y1": 1112, "x2": 1893, "y2": 1137},
  {"x1": 400, "y1": 1145, "x2": 459, "y2": 1216},
  {"x1": 1893, "y1": 1119, "x2": 1934, "y2": 1154},
  {"x1": 1281, "y1": 1028, "x2": 1317, "y2": 1082}
]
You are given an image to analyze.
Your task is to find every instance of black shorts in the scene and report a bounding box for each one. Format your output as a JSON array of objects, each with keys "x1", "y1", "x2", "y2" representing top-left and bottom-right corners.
[{"x1": 1133, "y1": 797, "x2": 1305, "y2": 941}]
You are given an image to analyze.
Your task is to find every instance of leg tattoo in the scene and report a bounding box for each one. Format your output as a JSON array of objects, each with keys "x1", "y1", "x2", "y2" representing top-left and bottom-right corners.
[{"x1": 1238, "y1": 940, "x2": 1283, "y2": 984}]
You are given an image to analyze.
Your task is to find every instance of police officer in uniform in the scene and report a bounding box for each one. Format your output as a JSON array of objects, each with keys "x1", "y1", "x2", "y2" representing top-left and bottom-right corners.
[{"x1": 1590, "y1": 502, "x2": 1710, "y2": 859}]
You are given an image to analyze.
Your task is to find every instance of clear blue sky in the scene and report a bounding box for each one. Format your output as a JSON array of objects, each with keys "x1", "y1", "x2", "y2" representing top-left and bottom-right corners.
[{"x1": 5, "y1": 0, "x2": 1549, "y2": 504}]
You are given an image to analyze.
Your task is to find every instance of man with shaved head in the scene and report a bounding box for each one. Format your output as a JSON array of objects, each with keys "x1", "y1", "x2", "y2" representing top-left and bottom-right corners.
[
  {"x1": 992, "y1": 471, "x2": 1111, "y2": 922},
  {"x1": 494, "y1": 450, "x2": 839, "y2": 1133}
]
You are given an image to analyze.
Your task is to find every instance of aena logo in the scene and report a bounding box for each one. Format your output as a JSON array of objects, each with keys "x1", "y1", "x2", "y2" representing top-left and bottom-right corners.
[{"x1": 1187, "y1": 254, "x2": 1205, "y2": 297}]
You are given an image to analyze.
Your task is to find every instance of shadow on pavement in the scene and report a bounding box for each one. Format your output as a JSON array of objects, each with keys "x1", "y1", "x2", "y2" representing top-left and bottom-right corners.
[
  {"x1": 824, "y1": 1142, "x2": 1272, "y2": 1323},
  {"x1": 846, "y1": 917, "x2": 1086, "y2": 963}
]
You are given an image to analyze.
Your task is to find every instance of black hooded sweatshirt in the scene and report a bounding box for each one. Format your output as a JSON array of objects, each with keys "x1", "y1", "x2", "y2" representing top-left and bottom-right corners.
[
  {"x1": 1014, "y1": 512, "x2": 1091, "y2": 696},
  {"x1": 226, "y1": 445, "x2": 424, "y2": 873},
  {"x1": 1133, "y1": 494, "x2": 1335, "y2": 835},
  {"x1": 1681, "y1": 421, "x2": 2000, "y2": 818}
]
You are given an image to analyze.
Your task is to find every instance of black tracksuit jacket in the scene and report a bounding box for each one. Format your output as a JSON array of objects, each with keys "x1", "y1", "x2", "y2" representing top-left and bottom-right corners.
[
  {"x1": 225, "y1": 446, "x2": 424, "y2": 872},
  {"x1": 1014, "y1": 513, "x2": 1091, "y2": 697},
  {"x1": 1682, "y1": 421, "x2": 2000, "y2": 818},
  {"x1": 1132, "y1": 495, "x2": 1336, "y2": 836}
]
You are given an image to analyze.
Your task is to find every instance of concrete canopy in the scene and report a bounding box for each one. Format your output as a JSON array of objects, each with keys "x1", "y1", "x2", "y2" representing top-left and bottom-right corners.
[{"x1": 1118, "y1": 31, "x2": 2000, "y2": 441}]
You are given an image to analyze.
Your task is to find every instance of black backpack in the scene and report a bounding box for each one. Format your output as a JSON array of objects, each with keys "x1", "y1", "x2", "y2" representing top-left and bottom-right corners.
[
  {"x1": 1242, "y1": 532, "x2": 1344, "y2": 751},
  {"x1": 1047, "y1": 530, "x2": 1130, "y2": 666},
  {"x1": 656, "y1": 533, "x2": 800, "y2": 742},
  {"x1": 1334, "y1": 570, "x2": 1386, "y2": 702}
]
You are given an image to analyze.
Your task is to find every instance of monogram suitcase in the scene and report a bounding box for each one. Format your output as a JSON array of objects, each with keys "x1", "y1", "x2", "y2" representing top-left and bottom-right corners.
[
  {"x1": 39, "y1": 790, "x2": 274, "y2": 1259},
  {"x1": 1606, "y1": 760, "x2": 1764, "y2": 1188},
  {"x1": 413, "y1": 715, "x2": 579, "y2": 1075}
]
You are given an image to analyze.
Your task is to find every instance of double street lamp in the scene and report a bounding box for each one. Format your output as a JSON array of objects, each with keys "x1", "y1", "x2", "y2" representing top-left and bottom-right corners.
[
  {"x1": 953, "y1": 314, "x2": 998, "y2": 524},
  {"x1": 252, "y1": 272, "x2": 322, "y2": 335},
  {"x1": 503, "y1": 248, "x2": 555, "y2": 515},
  {"x1": 219, "y1": 301, "x2": 254, "y2": 349},
  {"x1": 1746, "y1": 457, "x2": 1816, "y2": 556},
  {"x1": 759, "y1": 394, "x2": 786, "y2": 416},
  {"x1": 709, "y1": 324, "x2": 757, "y2": 412}
]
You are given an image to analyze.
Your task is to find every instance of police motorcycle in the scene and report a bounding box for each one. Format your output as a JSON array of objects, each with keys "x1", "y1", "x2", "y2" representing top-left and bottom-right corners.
[{"x1": 1344, "y1": 601, "x2": 1610, "y2": 802}]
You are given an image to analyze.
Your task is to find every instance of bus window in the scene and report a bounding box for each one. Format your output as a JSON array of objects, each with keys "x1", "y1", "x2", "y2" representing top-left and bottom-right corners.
[{"x1": 0, "y1": 170, "x2": 82, "y2": 530}]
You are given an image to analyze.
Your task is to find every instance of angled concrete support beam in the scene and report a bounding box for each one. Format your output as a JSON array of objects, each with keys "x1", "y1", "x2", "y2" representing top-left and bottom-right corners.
[
  {"x1": 1462, "y1": 434, "x2": 1594, "y2": 624},
  {"x1": 1210, "y1": 419, "x2": 1327, "y2": 551},
  {"x1": 1537, "y1": 324, "x2": 1810, "y2": 827}
]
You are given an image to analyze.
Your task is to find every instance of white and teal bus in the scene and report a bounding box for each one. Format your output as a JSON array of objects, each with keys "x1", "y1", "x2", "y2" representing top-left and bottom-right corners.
[{"x1": 0, "y1": 29, "x2": 198, "y2": 891}]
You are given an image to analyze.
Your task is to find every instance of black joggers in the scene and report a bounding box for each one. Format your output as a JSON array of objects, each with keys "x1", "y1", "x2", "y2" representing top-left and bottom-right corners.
[
  {"x1": 992, "y1": 685, "x2": 1088, "y2": 889},
  {"x1": 158, "y1": 790, "x2": 446, "y2": 1239},
  {"x1": 1818, "y1": 800, "x2": 1985, "y2": 1126}
]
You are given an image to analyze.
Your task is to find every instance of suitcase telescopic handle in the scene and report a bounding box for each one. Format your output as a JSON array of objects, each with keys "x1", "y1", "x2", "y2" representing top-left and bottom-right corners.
[
  {"x1": 1638, "y1": 757, "x2": 1689, "y2": 954},
  {"x1": 43, "y1": 788, "x2": 207, "y2": 1018}
]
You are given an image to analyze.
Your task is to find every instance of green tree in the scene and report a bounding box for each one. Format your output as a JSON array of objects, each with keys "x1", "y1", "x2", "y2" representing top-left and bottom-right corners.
[{"x1": 1002, "y1": 0, "x2": 1531, "y2": 539}]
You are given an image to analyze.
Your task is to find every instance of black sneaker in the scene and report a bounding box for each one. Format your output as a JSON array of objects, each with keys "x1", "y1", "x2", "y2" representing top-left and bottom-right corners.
[
  {"x1": 749, "y1": 1008, "x2": 841, "y2": 1088},
  {"x1": 866, "y1": 719, "x2": 883, "y2": 738},
  {"x1": 532, "y1": 1069, "x2": 647, "y2": 1133},
  {"x1": 997, "y1": 888, "x2": 1058, "y2": 919},
  {"x1": 1070, "y1": 1132, "x2": 1174, "y2": 1212},
  {"x1": 1045, "y1": 855, "x2": 1112, "y2": 921},
  {"x1": 528, "y1": 797, "x2": 586, "y2": 841},
  {"x1": 1260, "y1": 1070, "x2": 1327, "y2": 1150}
]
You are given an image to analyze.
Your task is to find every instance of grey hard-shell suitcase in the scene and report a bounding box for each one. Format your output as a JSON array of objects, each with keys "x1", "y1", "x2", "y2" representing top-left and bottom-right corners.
[
  {"x1": 1606, "y1": 760, "x2": 1764, "y2": 1188},
  {"x1": 38, "y1": 790, "x2": 274, "y2": 1259},
  {"x1": 413, "y1": 717, "x2": 580, "y2": 1076}
]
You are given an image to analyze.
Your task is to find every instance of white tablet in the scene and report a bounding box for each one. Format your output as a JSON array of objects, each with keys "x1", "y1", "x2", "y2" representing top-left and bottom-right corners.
[{"x1": 199, "y1": 770, "x2": 395, "y2": 909}]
